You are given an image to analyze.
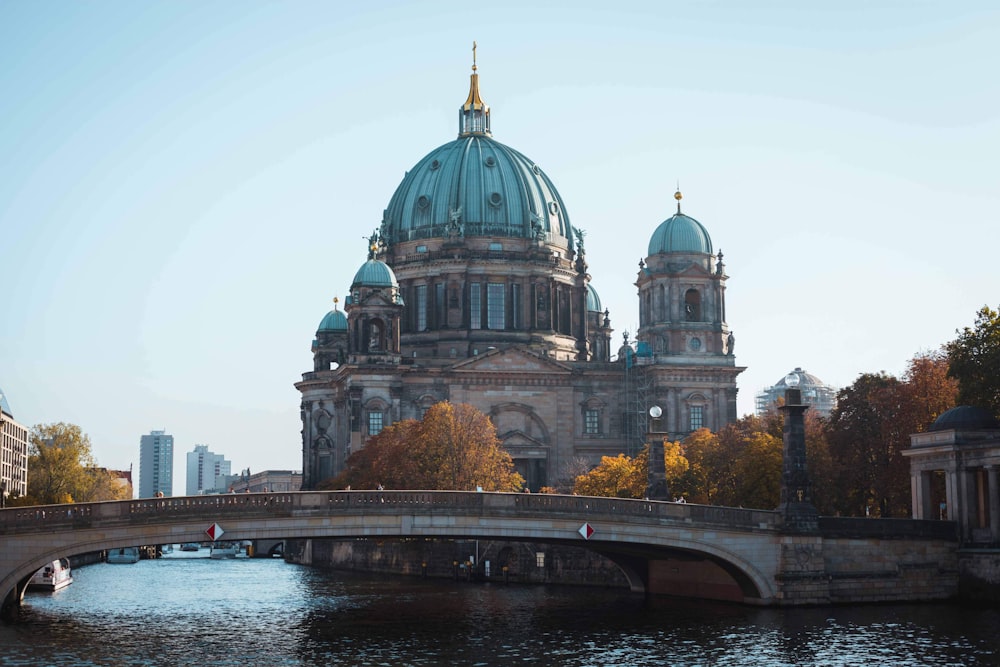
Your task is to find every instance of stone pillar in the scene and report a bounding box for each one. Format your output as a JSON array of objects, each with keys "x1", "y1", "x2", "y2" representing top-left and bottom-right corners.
[
  {"x1": 777, "y1": 387, "x2": 818, "y2": 533},
  {"x1": 988, "y1": 466, "x2": 1000, "y2": 542},
  {"x1": 645, "y1": 409, "x2": 670, "y2": 500}
]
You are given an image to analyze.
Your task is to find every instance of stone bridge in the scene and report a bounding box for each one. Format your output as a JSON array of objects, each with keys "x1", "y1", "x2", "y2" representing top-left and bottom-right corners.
[{"x1": 1, "y1": 491, "x2": 960, "y2": 618}]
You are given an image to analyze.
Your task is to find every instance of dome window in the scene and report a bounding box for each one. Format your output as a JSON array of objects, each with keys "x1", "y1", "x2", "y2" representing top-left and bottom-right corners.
[
  {"x1": 429, "y1": 159, "x2": 440, "y2": 171},
  {"x1": 532, "y1": 164, "x2": 541, "y2": 174},
  {"x1": 489, "y1": 192, "x2": 503, "y2": 208},
  {"x1": 484, "y1": 156, "x2": 496, "y2": 167},
  {"x1": 417, "y1": 195, "x2": 431, "y2": 209},
  {"x1": 548, "y1": 201, "x2": 559, "y2": 215}
]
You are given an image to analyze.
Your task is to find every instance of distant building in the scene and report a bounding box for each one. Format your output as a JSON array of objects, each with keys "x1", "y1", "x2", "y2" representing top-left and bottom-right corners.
[
  {"x1": 186, "y1": 444, "x2": 232, "y2": 495},
  {"x1": 94, "y1": 466, "x2": 134, "y2": 499},
  {"x1": 0, "y1": 387, "x2": 29, "y2": 505},
  {"x1": 755, "y1": 367, "x2": 838, "y2": 418},
  {"x1": 229, "y1": 468, "x2": 302, "y2": 494},
  {"x1": 139, "y1": 430, "x2": 174, "y2": 498}
]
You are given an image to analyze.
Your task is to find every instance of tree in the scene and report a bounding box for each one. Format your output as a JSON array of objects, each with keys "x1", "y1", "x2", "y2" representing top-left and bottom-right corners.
[
  {"x1": 328, "y1": 402, "x2": 524, "y2": 492},
  {"x1": 825, "y1": 373, "x2": 909, "y2": 517},
  {"x1": 572, "y1": 451, "x2": 646, "y2": 498},
  {"x1": 946, "y1": 305, "x2": 1000, "y2": 417},
  {"x1": 899, "y1": 350, "x2": 958, "y2": 431},
  {"x1": 25, "y1": 423, "x2": 129, "y2": 505}
]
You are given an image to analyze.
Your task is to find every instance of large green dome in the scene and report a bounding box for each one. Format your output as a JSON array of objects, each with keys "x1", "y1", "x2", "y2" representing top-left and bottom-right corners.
[{"x1": 380, "y1": 65, "x2": 574, "y2": 252}]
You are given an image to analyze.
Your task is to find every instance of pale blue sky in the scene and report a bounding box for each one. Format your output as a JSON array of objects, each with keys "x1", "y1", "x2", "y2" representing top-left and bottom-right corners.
[{"x1": 2, "y1": 1, "x2": 997, "y2": 494}]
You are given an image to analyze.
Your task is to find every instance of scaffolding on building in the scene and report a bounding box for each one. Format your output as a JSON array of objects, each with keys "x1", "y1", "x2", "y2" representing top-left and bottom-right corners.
[{"x1": 620, "y1": 335, "x2": 655, "y2": 457}]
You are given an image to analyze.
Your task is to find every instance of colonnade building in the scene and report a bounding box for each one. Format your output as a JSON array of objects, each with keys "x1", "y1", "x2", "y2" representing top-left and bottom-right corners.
[{"x1": 296, "y1": 56, "x2": 744, "y2": 490}]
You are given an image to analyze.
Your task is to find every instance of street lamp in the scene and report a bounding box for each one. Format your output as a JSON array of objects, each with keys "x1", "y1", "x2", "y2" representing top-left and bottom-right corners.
[{"x1": 645, "y1": 406, "x2": 670, "y2": 500}]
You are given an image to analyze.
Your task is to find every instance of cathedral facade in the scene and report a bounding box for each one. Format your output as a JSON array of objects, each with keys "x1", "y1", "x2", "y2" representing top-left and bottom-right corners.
[{"x1": 296, "y1": 58, "x2": 744, "y2": 490}]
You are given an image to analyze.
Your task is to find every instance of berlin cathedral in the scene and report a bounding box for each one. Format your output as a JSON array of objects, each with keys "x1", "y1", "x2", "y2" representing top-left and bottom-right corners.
[{"x1": 296, "y1": 54, "x2": 744, "y2": 491}]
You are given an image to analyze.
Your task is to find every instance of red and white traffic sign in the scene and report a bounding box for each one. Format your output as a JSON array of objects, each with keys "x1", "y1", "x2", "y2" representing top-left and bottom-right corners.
[
  {"x1": 578, "y1": 523, "x2": 594, "y2": 540},
  {"x1": 205, "y1": 522, "x2": 225, "y2": 541}
]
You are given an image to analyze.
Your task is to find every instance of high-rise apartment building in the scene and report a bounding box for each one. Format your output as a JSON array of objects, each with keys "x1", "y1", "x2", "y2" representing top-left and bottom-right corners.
[
  {"x1": 139, "y1": 430, "x2": 174, "y2": 498},
  {"x1": 186, "y1": 444, "x2": 231, "y2": 495},
  {"x1": 0, "y1": 387, "x2": 29, "y2": 505}
]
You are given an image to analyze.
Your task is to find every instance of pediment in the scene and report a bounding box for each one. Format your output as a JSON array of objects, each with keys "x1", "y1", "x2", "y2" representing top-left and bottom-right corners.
[
  {"x1": 499, "y1": 429, "x2": 548, "y2": 450},
  {"x1": 675, "y1": 262, "x2": 712, "y2": 277},
  {"x1": 358, "y1": 292, "x2": 398, "y2": 307},
  {"x1": 450, "y1": 346, "x2": 573, "y2": 374}
]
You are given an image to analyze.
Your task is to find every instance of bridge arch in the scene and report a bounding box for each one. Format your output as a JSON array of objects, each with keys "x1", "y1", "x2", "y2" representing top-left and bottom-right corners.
[{"x1": 2, "y1": 492, "x2": 783, "y2": 617}]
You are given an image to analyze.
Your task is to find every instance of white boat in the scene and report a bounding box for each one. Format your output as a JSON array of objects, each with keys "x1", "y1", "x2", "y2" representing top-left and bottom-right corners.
[
  {"x1": 107, "y1": 547, "x2": 141, "y2": 564},
  {"x1": 28, "y1": 558, "x2": 73, "y2": 591},
  {"x1": 209, "y1": 542, "x2": 238, "y2": 559},
  {"x1": 209, "y1": 541, "x2": 253, "y2": 559}
]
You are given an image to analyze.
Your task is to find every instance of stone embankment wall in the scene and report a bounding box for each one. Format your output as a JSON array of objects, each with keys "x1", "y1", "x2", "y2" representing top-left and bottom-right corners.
[
  {"x1": 286, "y1": 538, "x2": 629, "y2": 588},
  {"x1": 957, "y1": 551, "x2": 1000, "y2": 602},
  {"x1": 820, "y1": 537, "x2": 959, "y2": 603}
]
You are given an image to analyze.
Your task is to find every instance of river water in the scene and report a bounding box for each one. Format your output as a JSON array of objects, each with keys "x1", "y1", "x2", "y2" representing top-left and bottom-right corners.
[{"x1": 3, "y1": 548, "x2": 999, "y2": 666}]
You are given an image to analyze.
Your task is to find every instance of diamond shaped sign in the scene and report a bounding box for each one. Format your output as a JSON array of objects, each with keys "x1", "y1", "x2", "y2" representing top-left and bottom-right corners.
[
  {"x1": 578, "y1": 523, "x2": 594, "y2": 540},
  {"x1": 205, "y1": 522, "x2": 225, "y2": 541}
]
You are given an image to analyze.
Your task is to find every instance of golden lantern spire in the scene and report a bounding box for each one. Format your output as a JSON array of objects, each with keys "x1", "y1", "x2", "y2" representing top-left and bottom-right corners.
[
  {"x1": 674, "y1": 184, "x2": 683, "y2": 214},
  {"x1": 460, "y1": 42, "x2": 491, "y2": 137}
]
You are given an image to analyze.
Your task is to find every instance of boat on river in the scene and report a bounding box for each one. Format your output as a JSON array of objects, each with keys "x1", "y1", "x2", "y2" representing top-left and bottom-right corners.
[
  {"x1": 209, "y1": 542, "x2": 238, "y2": 559},
  {"x1": 180, "y1": 543, "x2": 201, "y2": 552},
  {"x1": 106, "y1": 547, "x2": 141, "y2": 564},
  {"x1": 210, "y1": 541, "x2": 253, "y2": 559},
  {"x1": 28, "y1": 558, "x2": 73, "y2": 591}
]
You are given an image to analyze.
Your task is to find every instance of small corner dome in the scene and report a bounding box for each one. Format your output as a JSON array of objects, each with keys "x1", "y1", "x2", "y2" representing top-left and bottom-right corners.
[
  {"x1": 351, "y1": 259, "x2": 399, "y2": 289},
  {"x1": 318, "y1": 309, "x2": 348, "y2": 333},
  {"x1": 928, "y1": 406, "x2": 1000, "y2": 432},
  {"x1": 648, "y1": 212, "x2": 713, "y2": 256},
  {"x1": 585, "y1": 284, "x2": 602, "y2": 313}
]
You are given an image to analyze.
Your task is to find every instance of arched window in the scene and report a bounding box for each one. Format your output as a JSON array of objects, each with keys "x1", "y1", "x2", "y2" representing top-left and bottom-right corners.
[
  {"x1": 684, "y1": 289, "x2": 701, "y2": 322},
  {"x1": 685, "y1": 393, "x2": 708, "y2": 432}
]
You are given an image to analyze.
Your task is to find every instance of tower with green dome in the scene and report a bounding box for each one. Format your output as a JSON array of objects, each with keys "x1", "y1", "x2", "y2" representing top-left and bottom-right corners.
[{"x1": 297, "y1": 51, "x2": 742, "y2": 489}]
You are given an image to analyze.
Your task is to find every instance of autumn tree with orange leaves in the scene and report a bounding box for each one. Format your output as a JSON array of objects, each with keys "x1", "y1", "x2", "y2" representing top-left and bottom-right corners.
[{"x1": 326, "y1": 402, "x2": 524, "y2": 492}]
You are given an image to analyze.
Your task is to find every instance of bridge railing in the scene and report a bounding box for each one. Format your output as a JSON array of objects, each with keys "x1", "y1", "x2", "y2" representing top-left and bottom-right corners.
[{"x1": 0, "y1": 491, "x2": 780, "y2": 534}]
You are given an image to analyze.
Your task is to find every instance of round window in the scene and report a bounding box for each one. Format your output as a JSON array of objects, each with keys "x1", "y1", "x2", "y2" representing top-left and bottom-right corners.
[{"x1": 689, "y1": 337, "x2": 702, "y2": 351}]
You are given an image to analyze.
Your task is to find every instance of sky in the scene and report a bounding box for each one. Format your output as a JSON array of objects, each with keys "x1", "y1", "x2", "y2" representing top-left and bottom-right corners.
[{"x1": 1, "y1": 1, "x2": 997, "y2": 494}]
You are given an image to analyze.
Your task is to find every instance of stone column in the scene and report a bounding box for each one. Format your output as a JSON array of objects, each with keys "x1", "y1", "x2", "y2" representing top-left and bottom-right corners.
[
  {"x1": 645, "y1": 409, "x2": 670, "y2": 500},
  {"x1": 988, "y1": 466, "x2": 1000, "y2": 542},
  {"x1": 777, "y1": 387, "x2": 818, "y2": 533}
]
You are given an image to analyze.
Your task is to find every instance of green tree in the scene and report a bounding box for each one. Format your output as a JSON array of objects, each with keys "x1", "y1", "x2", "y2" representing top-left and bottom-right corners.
[
  {"x1": 26, "y1": 423, "x2": 129, "y2": 505},
  {"x1": 946, "y1": 305, "x2": 1000, "y2": 417},
  {"x1": 328, "y1": 402, "x2": 524, "y2": 492},
  {"x1": 825, "y1": 373, "x2": 908, "y2": 517}
]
